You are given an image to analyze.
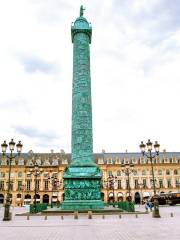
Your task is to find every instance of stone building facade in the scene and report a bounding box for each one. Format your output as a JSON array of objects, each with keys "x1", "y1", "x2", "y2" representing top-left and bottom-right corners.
[{"x1": 0, "y1": 150, "x2": 180, "y2": 206}]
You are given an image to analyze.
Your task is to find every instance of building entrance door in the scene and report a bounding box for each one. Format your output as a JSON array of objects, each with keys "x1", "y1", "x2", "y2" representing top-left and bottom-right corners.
[{"x1": 134, "y1": 192, "x2": 141, "y2": 204}]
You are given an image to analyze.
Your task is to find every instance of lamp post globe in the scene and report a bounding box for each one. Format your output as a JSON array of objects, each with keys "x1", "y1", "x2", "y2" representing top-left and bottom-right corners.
[
  {"x1": 139, "y1": 139, "x2": 161, "y2": 218},
  {"x1": 2, "y1": 139, "x2": 23, "y2": 221}
]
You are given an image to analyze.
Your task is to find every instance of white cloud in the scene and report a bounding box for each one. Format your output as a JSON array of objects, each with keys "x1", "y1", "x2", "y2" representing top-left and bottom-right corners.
[{"x1": 0, "y1": 0, "x2": 180, "y2": 153}]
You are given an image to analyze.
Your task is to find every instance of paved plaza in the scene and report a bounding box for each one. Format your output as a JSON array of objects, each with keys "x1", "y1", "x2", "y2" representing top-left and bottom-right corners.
[{"x1": 0, "y1": 205, "x2": 179, "y2": 240}]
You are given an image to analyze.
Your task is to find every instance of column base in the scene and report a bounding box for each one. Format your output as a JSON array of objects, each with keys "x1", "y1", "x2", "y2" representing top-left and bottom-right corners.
[{"x1": 61, "y1": 200, "x2": 104, "y2": 210}]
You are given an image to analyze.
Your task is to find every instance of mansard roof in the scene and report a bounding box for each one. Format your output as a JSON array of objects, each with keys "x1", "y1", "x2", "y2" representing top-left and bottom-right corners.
[{"x1": 0, "y1": 152, "x2": 180, "y2": 166}]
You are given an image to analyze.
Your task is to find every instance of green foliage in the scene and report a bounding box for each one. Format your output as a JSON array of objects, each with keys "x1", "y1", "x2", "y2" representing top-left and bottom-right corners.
[
  {"x1": 118, "y1": 201, "x2": 135, "y2": 212},
  {"x1": 29, "y1": 203, "x2": 48, "y2": 213}
]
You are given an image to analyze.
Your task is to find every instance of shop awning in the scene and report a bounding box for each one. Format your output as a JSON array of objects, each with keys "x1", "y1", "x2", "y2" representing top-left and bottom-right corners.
[
  {"x1": 117, "y1": 192, "x2": 123, "y2": 197},
  {"x1": 109, "y1": 192, "x2": 114, "y2": 197},
  {"x1": 143, "y1": 192, "x2": 151, "y2": 197},
  {"x1": 52, "y1": 198, "x2": 58, "y2": 202}
]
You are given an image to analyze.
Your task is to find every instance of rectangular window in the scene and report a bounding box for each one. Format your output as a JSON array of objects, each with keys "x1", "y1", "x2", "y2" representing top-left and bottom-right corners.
[
  {"x1": 141, "y1": 158, "x2": 145, "y2": 164},
  {"x1": 0, "y1": 172, "x2": 5, "y2": 178},
  {"x1": 26, "y1": 180, "x2": 31, "y2": 191},
  {"x1": 52, "y1": 180, "x2": 58, "y2": 190},
  {"x1": 45, "y1": 180, "x2": 49, "y2": 191},
  {"x1": 52, "y1": 173, "x2": 58, "y2": 178},
  {"x1": 167, "y1": 179, "x2": 172, "y2": 188},
  {"x1": 134, "y1": 179, "x2": 139, "y2": 189},
  {"x1": 108, "y1": 171, "x2": 112, "y2": 177},
  {"x1": 117, "y1": 180, "x2": 121, "y2": 189},
  {"x1": 156, "y1": 157, "x2": 160, "y2": 163},
  {"x1": 44, "y1": 173, "x2": 49, "y2": 178},
  {"x1": 35, "y1": 180, "x2": 40, "y2": 191},
  {"x1": 9, "y1": 181, "x2": 13, "y2": 191},
  {"x1": 18, "y1": 172, "x2": 23, "y2": 178},
  {"x1": 18, "y1": 181, "x2": 22, "y2": 190},
  {"x1": 107, "y1": 159, "x2": 112, "y2": 164},
  {"x1": 143, "y1": 179, "x2": 147, "y2": 188},
  {"x1": 26, "y1": 173, "x2": 31, "y2": 178},
  {"x1": 126, "y1": 180, "x2": 129, "y2": 189},
  {"x1": 0, "y1": 181, "x2": 4, "y2": 190},
  {"x1": 159, "y1": 180, "x2": 163, "y2": 188},
  {"x1": 117, "y1": 170, "x2": 121, "y2": 176}
]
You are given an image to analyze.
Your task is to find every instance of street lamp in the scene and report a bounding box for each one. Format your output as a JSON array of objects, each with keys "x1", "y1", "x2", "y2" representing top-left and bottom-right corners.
[
  {"x1": 19, "y1": 184, "x2": 25, "y2": 207},
  {"x1": 138, "y1": 182, "x2": 144, "y2": 204},
  {"x1": 1, "y1": 139, "x2": 23, "y2": 221},
  {"x1": 122, "y1": 163, "x2": 134, "y2": 207},
  {"x1": 107, "y1": 174, "x2": 117, "y2": 207},
  {"x1": 29, "y1": 163, "x2": 42, "y2": 213},
  {"x1": 139, "y1": 139, "x2": 161, "y2": 218},
  {"x1": 48, "y1": 176, "x2": 60, "y2": 208}
]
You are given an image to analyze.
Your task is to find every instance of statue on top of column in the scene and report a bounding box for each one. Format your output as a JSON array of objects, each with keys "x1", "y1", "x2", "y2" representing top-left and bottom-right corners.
[{"x1": 80, "y1": 5, "x2": 85, "y2": 17}]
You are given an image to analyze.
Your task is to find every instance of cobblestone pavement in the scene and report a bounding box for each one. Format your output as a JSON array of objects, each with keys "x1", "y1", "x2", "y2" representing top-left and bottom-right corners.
[{"x1": 0, "y1": 205, "x2": 179, "y2": 240}]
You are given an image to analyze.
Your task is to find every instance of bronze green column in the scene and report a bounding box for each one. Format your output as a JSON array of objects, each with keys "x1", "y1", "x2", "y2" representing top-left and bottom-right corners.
[
  {"x1": 61, "y1": 6, "x2": 104, "y2": 210},
  {"x1": 71, "y1": 6, "x2": 93, "y2": 166}
]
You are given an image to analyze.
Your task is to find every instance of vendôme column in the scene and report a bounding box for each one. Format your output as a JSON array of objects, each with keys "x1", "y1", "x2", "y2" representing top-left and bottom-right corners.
[
  {"x1": 71, "y1": 6, "x2": 93, "y2": 166},
  {"x1": 62, "y1": 6, "x2": 104, "y2": 210}
]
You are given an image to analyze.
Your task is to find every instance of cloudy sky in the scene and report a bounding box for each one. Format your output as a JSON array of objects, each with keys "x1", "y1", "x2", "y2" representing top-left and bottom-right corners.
[{"x1": 0, "y1": 0, "x2": 180, "y2": 153}]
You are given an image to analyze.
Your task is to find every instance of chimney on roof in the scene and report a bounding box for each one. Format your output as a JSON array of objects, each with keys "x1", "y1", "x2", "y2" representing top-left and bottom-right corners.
[
  {"x1": 125, "y1": 149, "x2": 128, "y2": 153},
  {"x1": 51, "y1": 149, "x2": 54, "y2": 153},
  {"x1": 163, "y1": 149, "x2": 166, "y2": 153},
  {"x1": 61, "y1": 149, "x2": 65, "y2": 154},
  {"x1": 102, "y1": 149, "x2": 105, "y2": 153}
]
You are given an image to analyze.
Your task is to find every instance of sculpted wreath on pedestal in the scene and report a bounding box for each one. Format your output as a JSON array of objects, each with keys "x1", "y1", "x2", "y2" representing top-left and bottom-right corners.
[
  {"x1": 64, "y1": 179, "x2": 100, "y2": 189},
  {"x1": 65, "y1": 189, "x2": 101, "y2": 200}
]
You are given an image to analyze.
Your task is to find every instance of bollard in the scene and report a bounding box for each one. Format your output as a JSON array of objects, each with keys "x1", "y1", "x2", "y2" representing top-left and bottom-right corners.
[
  {"x1": 27, "y1": 214, "x2": 30, "y2": 220},
  {"x1": 170, "y1": 212, "x2": 173, "y2": 217},
  {"x1": 88, "y1": 211, "x2": 92, "y2": 219},
  {"x1": 44, "y1": 214, "x2": 47, "y2": 220},
  {"x1": 102, "y1": 215, "x2": 105, "y2": 219},
  {"x1": 135, "y1": 214, "x2": 138, "y2": 218},
  {"x1": 119, "y1": 214, "x2": 122, "y2": 219},
  {"x1": 74, "y1": 211, "x2": 78, "y2": 219},
  {"x1": 61, "y1": 215, "x2": 64, "y2": 220}
]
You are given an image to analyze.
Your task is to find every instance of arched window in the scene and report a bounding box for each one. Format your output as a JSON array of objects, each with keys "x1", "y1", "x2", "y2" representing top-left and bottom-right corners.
[
  {"x1": 174, "y1": 169, "x2": 178, "y2": 175},
  {"x1": 17, "y1": 193, "x2": 21, "y2": 198},
  {"x1": 158, "y1": 170, "x2": 162, "y2": 175},
  {"x1": 166, "y1": 169, "x2": 170, "y2": 175},
  {"x1": 24, "y1": 194, "x2": 31, "y2": 200}
]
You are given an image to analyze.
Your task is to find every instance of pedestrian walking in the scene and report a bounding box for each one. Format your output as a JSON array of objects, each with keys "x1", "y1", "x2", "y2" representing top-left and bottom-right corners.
[{"x1": 144, "y1": 200, "x2": 149, "y2": 212}]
